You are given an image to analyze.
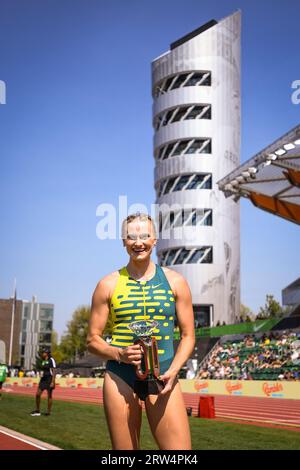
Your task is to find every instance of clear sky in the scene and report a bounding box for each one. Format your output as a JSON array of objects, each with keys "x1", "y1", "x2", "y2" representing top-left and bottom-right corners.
[{"x1": 0, "y1": 0, "x2": 299, "y2": 337}]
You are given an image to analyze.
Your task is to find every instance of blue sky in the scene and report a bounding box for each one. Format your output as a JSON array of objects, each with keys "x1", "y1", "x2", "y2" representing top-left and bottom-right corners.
[{"x1": 0, "y1": 0, "x2": 299, "y2": 336}]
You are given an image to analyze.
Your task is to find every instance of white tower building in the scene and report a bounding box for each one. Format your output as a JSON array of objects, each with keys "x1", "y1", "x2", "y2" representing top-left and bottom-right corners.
[{"x1": 152, "y1": 12, "x2": 241, "y2": 326}]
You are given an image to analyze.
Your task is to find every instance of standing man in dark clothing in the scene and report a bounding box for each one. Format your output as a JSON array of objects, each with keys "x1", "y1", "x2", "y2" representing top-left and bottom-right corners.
[{"x1": 31, "y1": 348, "x2": 56, "y2": 416}]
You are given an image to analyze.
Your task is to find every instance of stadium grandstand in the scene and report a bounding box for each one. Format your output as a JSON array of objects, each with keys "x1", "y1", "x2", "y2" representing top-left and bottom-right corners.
[
  {"x1": 196, "y1": 330, "x2": 300, "y2": 381},
  {"x1": 192, "y1": 124, "x2": 300, "y2": 383}
]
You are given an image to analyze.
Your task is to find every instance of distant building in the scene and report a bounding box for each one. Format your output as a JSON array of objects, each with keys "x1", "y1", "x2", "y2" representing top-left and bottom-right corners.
[
  {"x1": 20, "y1": 296, "x2": 54, "y2": 369},
  {"x1": 282, "y1": 278, "x2": 300, "y2": 308},
  {"x1": 0, "y1": 298, "x2": 23, "y2": 365},
  {"x1": 0, "y1": 296, "x2": 54, "y2": 368},
  {"x1": 0, "y1": 340, "x2": 5, "y2": 363}
]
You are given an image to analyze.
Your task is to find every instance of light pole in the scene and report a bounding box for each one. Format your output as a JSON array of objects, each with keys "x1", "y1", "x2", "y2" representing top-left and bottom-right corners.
[{"x1": 8, "y1": 279, "x2": 17, "y2": 366}]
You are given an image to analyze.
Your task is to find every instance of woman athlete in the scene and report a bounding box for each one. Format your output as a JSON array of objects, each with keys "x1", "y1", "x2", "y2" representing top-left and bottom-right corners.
[{"x1": 87, "y1": 213, "x2": 195, "y2": 450}]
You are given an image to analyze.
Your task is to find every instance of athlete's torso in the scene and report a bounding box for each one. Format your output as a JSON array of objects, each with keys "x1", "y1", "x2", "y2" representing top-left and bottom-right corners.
[
  {"x1": 41, "y1": 357, "x2": 55, "y2": 379},
  {"x1": 109, "y1": 264, "x2": 176, "y2": 368}
]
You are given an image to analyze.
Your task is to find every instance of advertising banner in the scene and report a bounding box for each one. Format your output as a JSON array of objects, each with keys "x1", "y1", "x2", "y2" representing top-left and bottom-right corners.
[
  {"x1": 180, "y1": 379, "x2": 300, "y2": 399},
  {"x1": 5, "y1": 377, "x2": 300, "y2": 399}
]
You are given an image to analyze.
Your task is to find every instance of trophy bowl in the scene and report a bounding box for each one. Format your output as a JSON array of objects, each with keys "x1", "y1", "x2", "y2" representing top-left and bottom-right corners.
[{"x1": 128, "y1": 320, "x2": 158, "y2": 344}]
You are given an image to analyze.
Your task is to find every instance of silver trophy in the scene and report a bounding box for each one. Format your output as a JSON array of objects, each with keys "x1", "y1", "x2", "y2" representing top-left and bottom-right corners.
[{"x1": 128, "y1": 320, "x2": 164, "y2": 399}]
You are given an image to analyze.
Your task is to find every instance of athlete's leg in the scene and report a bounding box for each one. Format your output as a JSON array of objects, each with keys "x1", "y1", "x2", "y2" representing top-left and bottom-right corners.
[
  {"x1": 145, "y1": 381, "x2": 192, "y2": 450},
  {"x1": 103, "y1": 371, "x2": 142, "y2": 450},
  {"x1": 35, "y1": 388, "x2": 42, "y2": 411},
  {"x1": 47, "y1": 389, "x2": 53, "y2": 414}
]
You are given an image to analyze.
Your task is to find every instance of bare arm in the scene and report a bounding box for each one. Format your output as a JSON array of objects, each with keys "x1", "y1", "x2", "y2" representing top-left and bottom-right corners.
[
  {"x1": 159, "y1": 269, "x2": 195, "y2": 393},
  {"x1": 50, "y1": 368, "x2": 56, "y2": 387},
  {"x1": 168, "y1": 271, "x2": 195, "y2": 374},
  {"x1": 87, "y1": 278, "x2": 122, "y2": 361},
  {"x1": 87, "y1": 277, "x2": 142, "y2": 365}
]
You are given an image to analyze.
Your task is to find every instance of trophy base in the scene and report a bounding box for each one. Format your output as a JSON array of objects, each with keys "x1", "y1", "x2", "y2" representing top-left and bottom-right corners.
[{"x1": 133, "y1": 378, "x2": 165, "y2": 402}]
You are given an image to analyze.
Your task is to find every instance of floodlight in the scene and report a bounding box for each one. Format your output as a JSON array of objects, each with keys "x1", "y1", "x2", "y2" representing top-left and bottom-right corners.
[
  {"x1": 284, "y1": 143, "x2": 295, "y2": 150},
  {"x1": 275, "y1": 148, "x2": 286, "y2": 156}
]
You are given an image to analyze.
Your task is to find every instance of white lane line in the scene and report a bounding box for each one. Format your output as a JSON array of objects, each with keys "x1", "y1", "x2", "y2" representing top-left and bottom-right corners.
[
  {"x1": 216, "y1": 400, "x2": 300, "y2": 408},
  {"x1": 217, "y1": 415, "x2": 300, "y2": 425},
  {"x1": 0, "y1": 431, "x2": 47, "y2": 450},
  {"x1": 217, "y1": 414, "x2": 300, "y2": 428},
  {"x1": 216, "y1": 411, "x2": 300, "y2": 423},
  {"x1": 216, "y1": 409, "x2": 300, "y2": 420},
  {"x1": 216, "y1": 406, "x2": 300, "y2": 419}
]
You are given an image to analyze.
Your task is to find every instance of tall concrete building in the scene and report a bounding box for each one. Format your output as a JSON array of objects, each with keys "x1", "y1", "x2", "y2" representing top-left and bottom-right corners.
[
  {"x1": 20, "y1": 297, "x2": 54, "y2": 369},
  {"x1": 0, "y1": 298, "x2": 23, "y2": 365},
  {"x1": 152, "y1": 12, "x2": 241, "y2": 326},
  {"x1": 0, "y1": 296, "x2": 54, "y2": 368}
]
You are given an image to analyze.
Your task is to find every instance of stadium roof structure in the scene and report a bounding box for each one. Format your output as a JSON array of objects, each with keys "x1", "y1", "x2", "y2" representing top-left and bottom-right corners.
[
  {"x1": 282, "y1": 277, "x2": 300, "y2": 307},
  {"x1": 217, "y1": 124, "x2": 300, "y2": 225}
]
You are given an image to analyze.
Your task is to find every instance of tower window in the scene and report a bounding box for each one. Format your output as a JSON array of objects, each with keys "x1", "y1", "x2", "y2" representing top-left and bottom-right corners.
[{"x1": 153, "y1": 71, "x2": 211, "y2": 98}]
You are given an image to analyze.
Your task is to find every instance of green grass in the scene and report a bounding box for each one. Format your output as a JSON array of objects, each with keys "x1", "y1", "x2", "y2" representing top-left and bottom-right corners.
[{"x1": 1, "y1": 394, "x2": 300, "y2": 450}]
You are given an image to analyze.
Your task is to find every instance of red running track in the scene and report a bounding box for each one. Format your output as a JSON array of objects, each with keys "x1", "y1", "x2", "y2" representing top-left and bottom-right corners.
[
  {"x1": 3, "y1": 385, "x2": 300, "y2": 431},
  {"x1": 0, "y1": 431, "x2": 40, "y2": 450},
  {"x1": 0, "y1": 426, "x2": 60, "y2": 450}
]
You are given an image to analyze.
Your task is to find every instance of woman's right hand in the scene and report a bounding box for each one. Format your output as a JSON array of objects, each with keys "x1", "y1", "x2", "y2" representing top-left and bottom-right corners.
[{"x1": 118, "y1": 344, "x2": 143, "y2": 365}]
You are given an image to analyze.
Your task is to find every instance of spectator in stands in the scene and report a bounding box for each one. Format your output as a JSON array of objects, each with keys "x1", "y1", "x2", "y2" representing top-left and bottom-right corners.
[
  {"x1": 198, "y1": 368, "x2": 210, "y2": 380},
  {"x1": 294, "y1": 370, "x2": 300, "y2": 380},
  {"x1": 284, "y1": 371, "x2": 295, "y2": 381},
  {"x1": 243, "y1": 336, "x2": 252, "y2": 348},
  {"x1": 197, "y1": 330, "x2": 300, "y2": 381}
]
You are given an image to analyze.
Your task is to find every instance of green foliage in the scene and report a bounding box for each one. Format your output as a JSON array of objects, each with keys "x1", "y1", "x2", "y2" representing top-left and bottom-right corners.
[
  {"x1": 51, "y1": 330, "x2": 58, "y2": 351},
  {"x1": 52, "y1": 304, "x2": 115, "y2": 365},
  {"x1": 257, "y1": 294, "x2": 283, "y2": 319},
  {"x1": 32, "y1": 352, "x2": 43, "y2": 371},
  {"x1": 240, "y1": 304, "x2": 255, "y2": 322},
  {"x1": 58, "y1": 305, "x2": 91, "y2": 363},
  {"x1": 50, "y1": 330, "x2": 65, "y2": 364}
]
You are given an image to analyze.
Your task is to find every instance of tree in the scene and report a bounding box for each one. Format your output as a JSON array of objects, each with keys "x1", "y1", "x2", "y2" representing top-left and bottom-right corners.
[
  {"x1": 51, "y1": 330, "x2": 58, "y2": 351},
  {"x1": 58, "y1": 306, "x2": 90, "y2": 363},
  {"x1": 240, "y1": 304, "x2": 254, "y2": 322},
  {"x1": 53, "y1": 304, "x2": 114, "y2": 364},
  {"x1": 257, "y1": 294, "x2": 283, "y2": 319},
  {"x1": 51, "y1": 330, "x2": 66, "y2": 364},
  {"x1": 33, "y1": 351, "x2": 43, "y2": 371}
]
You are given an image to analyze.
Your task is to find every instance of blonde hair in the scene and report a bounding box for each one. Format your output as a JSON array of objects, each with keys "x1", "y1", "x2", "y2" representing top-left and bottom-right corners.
[{"x1": 121, "y1": 212, "x2": 157, "y2": 239}]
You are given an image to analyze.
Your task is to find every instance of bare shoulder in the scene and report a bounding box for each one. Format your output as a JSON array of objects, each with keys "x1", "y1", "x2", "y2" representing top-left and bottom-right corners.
[
  {"x1": 93, "y1": 270, "x2": 120, "y2": 300},
  {"x1": 161, "y1": 266, "x2": 190, "y2": 297}
]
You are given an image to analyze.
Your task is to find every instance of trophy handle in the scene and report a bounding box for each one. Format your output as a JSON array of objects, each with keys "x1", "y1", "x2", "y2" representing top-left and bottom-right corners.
[
  {"x1": 151, "y1": 337, "x2": 160, "y2": 379},
  {"x1": 134, "y1": 340, "x2": 149, "y2": 380}
]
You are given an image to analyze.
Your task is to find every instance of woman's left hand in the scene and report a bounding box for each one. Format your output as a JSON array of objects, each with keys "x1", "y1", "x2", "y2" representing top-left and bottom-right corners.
[{"x1": 158, "y1": 369, "x2": 178, "y2": 395}]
